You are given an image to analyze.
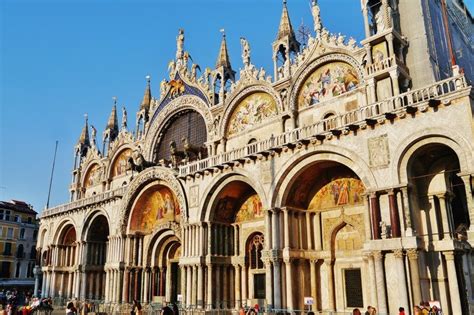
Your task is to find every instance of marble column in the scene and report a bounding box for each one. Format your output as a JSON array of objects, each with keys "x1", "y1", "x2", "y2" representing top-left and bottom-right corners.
[
  {"x1": 325, "y1": 259, "x2": 335, "y2": 311},
  {"x1": 437, "y1": 194, "x2": 452, "y2": 239},
  {"x1": 67, "y1": 272, "x2": 73, "y2": 299},
  {"x1": 273, "y1": 259, "x2": 282, "y2": 310},
  {"x1": 265, "y1": 260, "x2": 273, "y2": 308},
  {"x1": 443, "y1": 251, "x2": 462, "y2": 315},
  {"x1": 401, "y1": 186, "x2": 413, "y2": 236},
  {"x1": 370, "y1": 193, "x2": 381, "y2": 239},
  {"x1": 283, "y1": 209, "x2": 290, "y2": 249},
  {"x1": 407, "y1": 249, "x2": 422, "y2": 306},
  {"x1": 373, "y1": 251, "x2": 387, "y2": 314},
  {"x1": 394, "y1": 250, "x2": 409, "y2": 312},
  {"x1": 143, "y1": 268, "x2": 150, "y2": 303},
  {"x1": 234, "y1": 264, "x2": 241, "y2": 309},
  {"x1": 186, "y1": 266, "x2": 192, "y2": 307},
  {"x1": 206, "y1": 265, "x2": 213, "y2": 309},
  {"x1": 389, "y1": 190, "x2": 401, "y2": 237},
  {"x1": 241, "y1": 264, "x2": 248, "y2": 304},
  {"x1": 197, "y1": 265, "x2": 204, "y2": 307},
  {"x1": 310, "y1": 259, "x2": 317, "y2": 309},
  {"x1": 459, "y1": 174, "x2": 474, "y2": 229},
  {"x1": 285, "y1": 258, "x2": 293, "y2": 310}
]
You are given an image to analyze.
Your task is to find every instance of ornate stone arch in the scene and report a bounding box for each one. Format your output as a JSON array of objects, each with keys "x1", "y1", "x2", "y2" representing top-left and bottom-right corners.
[
  {"x1": 146, "y1": 228, "x2": 181, "y2": 267},
  {"x1": 289, "y1": 53, "x2": 365, "y2": 111},
  {"x1": 120, "y1": 166, "x2": 187, "y2": 232},
  {"x1": 326, "y1": 216, "x2": 364, "y2": 252},
  {"x1": 53, "y1": 218, "x2": 78, "y2": 245},
  {"x1": 392, "y1": 128, "x2": 473, "y2": 184},
  {"x1": 81, "y1": 209, "x2": 111, "y2": 240},
  {"x1": 220, "y1": 84, "x2": 283, "y2": 137},
  {"x1": 106, "y1": 144, "x2": 135, "y2": 180},
  {"x1": 143, "y1": 95, "x2": 214, "y2": 161},
  {"x1": 200, "y1": 171, "x2": 269, "y2": 222},
  {"x1": 270, "y1": 144, "x2": 377, "y2": 208}
]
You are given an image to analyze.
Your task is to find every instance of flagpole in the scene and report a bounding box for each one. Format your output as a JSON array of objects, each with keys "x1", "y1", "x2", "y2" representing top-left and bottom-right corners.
[{"x1": 46, "y1": 141, "x2": 58, "y2": 209}]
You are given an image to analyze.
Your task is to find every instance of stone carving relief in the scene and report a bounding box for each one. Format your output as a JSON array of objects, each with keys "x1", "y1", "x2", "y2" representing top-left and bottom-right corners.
[
  {"x1": 323, "y1": 213, "x2": 364, "y2": 250},
  {"x1": 368, "y1": 134, "x2": 390, "y2": 168},
  {"x1": 189, "y1": 185, "x2": 199, "y2": 208}
]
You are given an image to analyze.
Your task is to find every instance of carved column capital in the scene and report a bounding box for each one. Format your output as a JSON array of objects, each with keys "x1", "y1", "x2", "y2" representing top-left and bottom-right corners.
[
  {"x1": 372, "y1": 251, "x2": 383, "y2": 260},
  {"x1": 406, "y1": 249, "x2": 419, "y2": 260},
  {"x1": 443, "y1": 251, "x2": 456, "y2": 261},
  {"x1": 393, "y1": 249, "x2": 404, "y2": 259}
]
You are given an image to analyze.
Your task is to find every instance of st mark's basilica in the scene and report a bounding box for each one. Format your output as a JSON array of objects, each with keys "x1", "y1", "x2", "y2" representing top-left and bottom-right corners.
[{"x1": 36, "y1": 1, "x2": 474, "y2": 314}]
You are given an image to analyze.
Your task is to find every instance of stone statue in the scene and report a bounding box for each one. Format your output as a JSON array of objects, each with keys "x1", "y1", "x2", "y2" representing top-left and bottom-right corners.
[
  {"x1": 240, "y1": 37, "x2": 251, "y2": 68},
  {"x1": 121, "y1": 106, "x2": 127, "y2": 130},
  {"x1": 176, "y1": 29, "x2": 185, "y2": 60},
  {"x1": 127, "y1": 150, "x2": 154, "y2": 173},
  {"x1": 311, "y1": 0, "x2": 322, "y2": 34},
  {"x1": 374, "y1": 7, "x2": 386, "y2": 33},
  {"x1": 160, "y1": 79, "x2": 168, "y2": 97},
  {"x1": 191, "y1": 64, "x2": 201, "y2": 81},
  {"x1": 90, "y1": 125, "x2": 97, "y2": 147}
]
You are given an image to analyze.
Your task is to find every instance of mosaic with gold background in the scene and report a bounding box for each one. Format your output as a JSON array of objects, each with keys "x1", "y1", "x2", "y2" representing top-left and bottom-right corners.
[
  {"x1": 112, "y1": 149, "x2": 132, "y2": 177},
  {"x1": 308, "y1": 177, "x2": 365, "y2": 210}
]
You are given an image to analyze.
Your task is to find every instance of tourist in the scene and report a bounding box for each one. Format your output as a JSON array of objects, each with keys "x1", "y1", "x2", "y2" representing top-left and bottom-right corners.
[
  {"x1": 307, "y1": 311, "x2": 315, "y2": 315},
  {"x1": 431, "y1": 305, "x2": 442, "y2": 315},
  {"x1": 131, "y1": 300, "x2": 142, "y2": 315},
  {"x1": 66, "y1": 302, "x2": 77, "y2": 315},
  {"x1": 413, "y1": 306, "x2": 422, "y2": 315},
  {"x1": 352, "y1": 308, "x2": 361, "y2": 315},
  {"x1": 171, "y1": 303, "x2": 179, "y2": 315},
  {"x1": 239, "y1": 307, "x2": 245, "y2": 315},
  {"x1": 161, "y1": 306, "x2": 173, "y2": 315},
  {"x1": 398, "y1": 307, "x2": 405, "y2": 315}
]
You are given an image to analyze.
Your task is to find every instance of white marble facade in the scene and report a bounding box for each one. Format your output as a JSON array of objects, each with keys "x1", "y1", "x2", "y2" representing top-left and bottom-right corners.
[{"x1": 37, "y1": 1, "x2": 474, "y2": 315}]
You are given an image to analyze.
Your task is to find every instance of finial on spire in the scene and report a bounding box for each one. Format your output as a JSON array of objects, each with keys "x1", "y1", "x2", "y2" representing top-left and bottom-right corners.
[
  {"x1": 140, "y1": 75, "x2": 152, "y2": 112},
  {"x1": 311, "y1": 0, "x2": 323, "y2": 35},
  {"x1": 146, "y1": 75, "x2": 151, "y2": 84},
  {"x1": 276, "y1": 0, "x2": 298, "y2": 42},
  {"x1": 176, "y1": 29, "x2": 185, "y2": 60},
  {"x1": 216, "y1": 29, "x2": 232, "y2": 70},
  {"x1": 77, "y1": 113, "x2": 90, "y2": 147}
]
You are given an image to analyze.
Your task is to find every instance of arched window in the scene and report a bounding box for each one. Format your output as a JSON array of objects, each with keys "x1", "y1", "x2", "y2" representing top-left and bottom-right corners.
[
  {"x1": 247, "y1": 234, "x2": 264, "y2": 269},
  {"x1": 30, "y1": 247, "x2": 37, "y2": 260},
  {"x1": 17, "y1": 244, "x2": 24, "y2": 259},
  {"x1": 323, "y1": 112, "x2": 336, "y2": 131}
]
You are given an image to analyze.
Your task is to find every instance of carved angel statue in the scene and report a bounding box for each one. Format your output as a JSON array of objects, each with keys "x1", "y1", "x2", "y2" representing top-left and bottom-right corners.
[
  {"x1": 90, "y1": 125, "x2": 97, "y2": 147},
  {"x1": 176, "y1": 29, "x2": 185, "y2": 60},
  {"x1": 258, "y1": 67, "x2": 266, "y2": 81},
  {"x1": 168, "y1": 60, "x2": 176, "y2": 75},
  {"x1": 121, "y1": 106, "x2": 127, "y2": 130},
  {"x1": 160, "y1": 79, "x2": 168, "y2": 97},
  {"x1": 240, "y1": 37, "x2": 251, "y2": 68},
  {"x1": 374, "y1": 7, "x2": 386, "y2": 33},
  {"x1": 311, "y1": 0, "x2": 322, "y2": 34},
  {"x1": 191, "y1": 64, "x2": 200, "y2": 81}
]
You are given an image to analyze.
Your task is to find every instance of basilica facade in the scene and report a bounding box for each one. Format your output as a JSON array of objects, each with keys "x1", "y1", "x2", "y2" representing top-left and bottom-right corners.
[{"x1": 37, "y1": 1, "x2": 474, "y2": 314}]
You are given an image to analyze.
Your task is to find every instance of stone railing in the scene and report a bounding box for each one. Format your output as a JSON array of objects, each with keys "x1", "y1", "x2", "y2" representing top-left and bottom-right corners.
[
  {"x1": 41, "y1": 186, "x2": 127, "y2": 218},
  {"x1": 179, "y1": 75, "x2": 468, "y2": 176},
  {"x1": 366, "y1": 55, "x2": 408, "y2": 76}
]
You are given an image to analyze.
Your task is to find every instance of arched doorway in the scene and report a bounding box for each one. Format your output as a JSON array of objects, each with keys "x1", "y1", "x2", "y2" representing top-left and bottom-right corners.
[
  {"x1": 406, "y1": 143, "x2": 470, "y2": 313},
  {"x1": 207, "y1": 179, "x2": 265, "y2": 309},
  {"x1": 84, "y1": 215, "x2": 109, "y2": 300},
  {"x1": 282, "y1": 161, "x2": 367, "y2": 312}
]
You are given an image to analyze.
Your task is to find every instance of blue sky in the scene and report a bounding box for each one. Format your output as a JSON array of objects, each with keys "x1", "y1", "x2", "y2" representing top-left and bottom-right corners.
[{"x1": 0, "y1": 0, "x2": 472, "y2": 213}]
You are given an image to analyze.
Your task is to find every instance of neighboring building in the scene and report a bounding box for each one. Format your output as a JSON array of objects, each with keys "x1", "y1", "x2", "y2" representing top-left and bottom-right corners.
[
  {"x1": 38, "y1": 1, "x2": 474, "y2": 315},
  {"x1": 0, "y1": 200, "x2": 39, "y2": 291}
]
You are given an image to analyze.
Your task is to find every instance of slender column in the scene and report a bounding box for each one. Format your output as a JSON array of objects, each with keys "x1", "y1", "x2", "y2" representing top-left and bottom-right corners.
[
  {"x1": 265, "y1": 260, "x2": 273, "y2": 308},
  {"x1": 367, "y1": 254, "x2": 378, "y2": 308},
  {"x1": 215, "y1": 265, "x2": 221, "y2": 305},
  {"x1": 123, "y1": 269, "x2": 130, "y2": 302},
  {"x1": 74, "y1": 271, "x2": 80, "y2": 299},
  {"x1": 67, "y1": 272, "x2": 73, "y2": 299},
  {"x1": 186, "y1": 266, "x2": 192, "y2": 307},
  {"x1": 180, "y1": 267, "x2": 186, "y2": 305},
  {"x1": 273, "y1": 259, "x2": 282, "y2": 310},
  {"x1": 80, "y1": 271, "x2": 87, "y2": 299},
  {"x1": 362, "y1": 5, "x2": 371, "y2": 37},
  {"x1": 389, "y1": 190, "x2": 401, "y2": 237},
  {"x1": 134, "y1": 269, "x2": 139, "y2": 300},
  {"x1": 234, "y1": 264, "x2": 241, "y2": 309},
  {"x1": 233, "y1": 225, "x2": 239, "y2": 256},
  {"x1": 390, "y1": 70, "x2": 400, "y2": 95},
  {"x1": 192, "y1": 265, "x2": 198, "y2": 305},
  {"x1": 310, "y1": 260, "x2": 317, "y2": 308},
  {"x1": 59, "y1": 272, "x2": 65, "y2": 297},
  {"x1": 283, "y1": 209, "x2": 290, "y2": 248},
  {"x1": 197, "y1": 265, "x2": 204, "y2": 307},
  {"x1": 151, "y1": 268, "x2": 156, "y2": 297},
  {"x1": 393, "y1": 250, "x2": 409, "y2": 311},
  {"x1": 285, "y1": 258, "x2": 293, "y2": 310},
  {"x1": 313, "y1": 212, "x2": 322, "y2": 250},
  {"x1": 373, "y1": 251, "x2": 387, "y2": 314},
  {"x1": 325, "y1": 259, "x2": 335, "y2": 311},
  {"x1": 160, "y1": 267, "x2": 166, "y2": 297},
  {"x1": 208, "y1": 223, "x2": 213, "y2": 256},
  {"x1": 459, "y1": 175, "x2": 474, "y2": 229},
  {"x1": 400, "y1": 186, "x2": 413, "y2": 236},
  {"x1": 265, "y1": 210, "x2": 272, "y2": 250},
  {"x1": 143, "y1": 268, "x2": 150, "y2": 303},
  {"x1": 443, "y1": 252, "x2": 462, "y2": 315},
  {"x1": 206, "y1": 265, "x2": 213, "y2": 309},
  {"x1": 437, "y1": 194, "x2": 452, "y2": 239},
  {"x1": 370, "y1": 193, "x2": 381, "y2": 239},
  {"x1": 241, "y1": 264, "x2": 248, "y2": 303},
  {"x1": 306, "y1": 212, "x2": 313, "y2": 249},
  {"x1": 44, "y1": 271, "x2": 50, "y2": 297},
  {"x1": 407, "y1": 249, "x2": 422, "y2": 306}
]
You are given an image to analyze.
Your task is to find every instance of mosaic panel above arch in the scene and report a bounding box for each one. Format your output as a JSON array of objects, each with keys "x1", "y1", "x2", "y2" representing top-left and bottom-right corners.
[
  {"x1": 298, "y1": 62, "x2": 360, "y2": 107},
  {"x1": 129, "y1": 185, "x2": 181, "y2": 233},
  {"x1": 308, "y1": 177, "x2": 365, "y2": 211},
  {"x1": 214, "y1": 194, "x2": 264, "y2": 223},
  {"x1": 111, "y1": 149, "x2": 132, "y2": 177},
  {"x1": 84, "y1": 164, "x2": 100, "y2": 188},
  {"x1": 227, "y1": 92, "x2": 277, "y2": 136}
]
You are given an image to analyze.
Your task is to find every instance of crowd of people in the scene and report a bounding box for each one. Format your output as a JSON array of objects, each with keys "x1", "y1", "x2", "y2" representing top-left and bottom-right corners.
[{"x1": 350, "y1": 302, "x2": 443, "y2": 315}]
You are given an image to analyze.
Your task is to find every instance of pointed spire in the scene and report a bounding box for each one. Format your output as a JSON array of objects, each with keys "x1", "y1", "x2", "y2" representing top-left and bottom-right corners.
[
  {"x1": 140, "y1": 75, "x2": 152, "y2": 111},
  {"x1": 215, "y1": 29, "x2": 232, "y2": 70},
  {"x1": 276, "y1": 0, "x2": 297, "y2": 41},
  {"x1": 103, "y1": 97, "x2": 119, "y2": 143},
  {"x1": 77, "y1": 114, "x2": 90, "y2": 147}
]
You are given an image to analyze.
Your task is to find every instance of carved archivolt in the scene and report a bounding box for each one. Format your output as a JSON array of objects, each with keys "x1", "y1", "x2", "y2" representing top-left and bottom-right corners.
[
  {"x1": 220, "y1": 84, "x2": 283, "y2": 137},
  {"x1": 289, "y1": 53, "x2": 366, "y2": 111},
  {"x1": 143, "y1": 95, "x2": 213, "y2": 161},
  {"x1": 119, "y1": 166, "x2": 187, "y2": 232}
]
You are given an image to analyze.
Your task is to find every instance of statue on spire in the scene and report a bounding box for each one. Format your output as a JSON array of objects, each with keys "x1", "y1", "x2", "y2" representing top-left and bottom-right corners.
[
  {"x1": 240, "y1": 37, "x2": 251, "y2": 68},
  {"x1": 311, "y1": 0, "x2": 323, "y2": 35},
  {"x1": 90, "y1": 124, "x2": 97, "y2": 147},
  {"x1": 176, "y1": 29, "x2": 185, "y2": 60},
  {"x1": 122, "y1": 106, "x2": 127, "y2": 130}
]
